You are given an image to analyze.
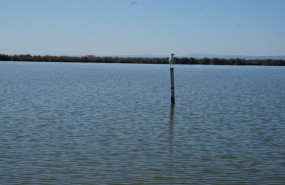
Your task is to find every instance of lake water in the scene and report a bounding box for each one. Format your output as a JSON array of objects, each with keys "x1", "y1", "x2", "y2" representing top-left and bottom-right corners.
[{"x1": 0, "y1": 62, "x2": 284, "y2": 184}]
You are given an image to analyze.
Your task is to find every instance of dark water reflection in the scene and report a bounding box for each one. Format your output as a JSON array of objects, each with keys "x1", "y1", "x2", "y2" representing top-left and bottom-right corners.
[
  {"x1": 168, "y1": 103, "x2": 175, "y2": 184},
  {"x1": 0, "y1": 62, "x2": 284, "y2": 184}
]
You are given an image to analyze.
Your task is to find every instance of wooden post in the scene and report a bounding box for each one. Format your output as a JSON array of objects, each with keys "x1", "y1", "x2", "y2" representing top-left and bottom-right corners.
[{"x1": 170, "y1": 67, "x2": 175, "y2": 104}]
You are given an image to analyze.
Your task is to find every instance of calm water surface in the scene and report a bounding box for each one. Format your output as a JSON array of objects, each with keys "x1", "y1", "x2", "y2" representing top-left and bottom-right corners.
[{"x1": 0, "y1": 62, "x2": 285, "y2": 184}]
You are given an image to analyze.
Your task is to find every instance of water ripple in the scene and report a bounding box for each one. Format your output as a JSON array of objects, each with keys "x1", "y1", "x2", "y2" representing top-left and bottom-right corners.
[{"x1": 0, "y1": 62, "x2": 284, "y2": 184}]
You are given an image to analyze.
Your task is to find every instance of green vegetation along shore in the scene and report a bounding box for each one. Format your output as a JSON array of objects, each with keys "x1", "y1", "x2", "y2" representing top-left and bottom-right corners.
[{"x1": 1, "y1": 54, "x2": 284, "y2": 66}]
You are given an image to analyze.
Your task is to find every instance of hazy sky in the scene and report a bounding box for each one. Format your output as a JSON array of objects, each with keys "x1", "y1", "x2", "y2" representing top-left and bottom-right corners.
[{"x1": 1, "y1": 0, "x2": 285, "y2": 56}]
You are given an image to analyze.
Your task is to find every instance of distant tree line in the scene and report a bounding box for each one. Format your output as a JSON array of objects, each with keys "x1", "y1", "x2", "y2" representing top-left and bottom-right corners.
[{"x1": 0, "y1": 54, "x2": 284, "y2": 66}]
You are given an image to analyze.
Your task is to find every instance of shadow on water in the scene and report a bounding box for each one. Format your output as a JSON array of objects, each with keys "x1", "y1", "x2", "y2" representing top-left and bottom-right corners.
[{"x1": 168, "y1": 103, "x2": 175, "y2": 182}]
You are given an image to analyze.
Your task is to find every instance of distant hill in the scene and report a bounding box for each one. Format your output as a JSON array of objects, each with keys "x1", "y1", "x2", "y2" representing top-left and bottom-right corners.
[
  {"x1": 105, "y1": 54, "x2": 285, "y2": 60},
  {"x1": 106, "y1": 54, "x2": 168, "y2": 58},
  {"x1": 181, "y1": 54, "x2": 285, "y2": 60}
]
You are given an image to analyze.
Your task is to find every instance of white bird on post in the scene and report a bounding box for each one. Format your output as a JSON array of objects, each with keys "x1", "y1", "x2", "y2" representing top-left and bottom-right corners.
[{"x1": 169, "y1": 53, "x2": 175, "y2": 68}]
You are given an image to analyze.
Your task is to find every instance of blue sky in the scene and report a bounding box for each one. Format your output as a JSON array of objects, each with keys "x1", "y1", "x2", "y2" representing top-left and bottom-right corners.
[{"x1": 1, "y1": 0, "x2": 285, "y2": 56}]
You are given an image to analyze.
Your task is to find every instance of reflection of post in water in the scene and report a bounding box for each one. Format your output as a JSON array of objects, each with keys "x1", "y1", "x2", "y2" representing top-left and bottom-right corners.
[
  {"x1": 169, "y1": 103, "x2": 174, "y2": 148},
  {"x1": 168, "y1": 103, "x2": 174, "y2": 182},
  {"x1": 169, "y1": 103, "x2": 175, "y2": 123},
  {"x1": 169, "y1": 103, "x2": 174, "y2": 154}
]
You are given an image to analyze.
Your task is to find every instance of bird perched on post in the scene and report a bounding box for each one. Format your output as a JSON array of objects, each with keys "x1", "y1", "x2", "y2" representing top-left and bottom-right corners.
[{"x1": 169, "y1": 53, "x2": 175, "y2": 68}]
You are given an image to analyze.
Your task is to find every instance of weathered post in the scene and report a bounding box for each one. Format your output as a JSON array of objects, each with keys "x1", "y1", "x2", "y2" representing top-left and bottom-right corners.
[
  {"x1": 169, "y1": 53, "x2": 175, "y2": 104},
  {"x1": 170, "y1": 67, "x2": 175, "y2": 104}
]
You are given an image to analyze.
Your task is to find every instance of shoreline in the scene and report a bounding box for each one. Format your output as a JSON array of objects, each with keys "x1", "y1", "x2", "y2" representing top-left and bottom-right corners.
[{"x1": 1, "y1": 54, "x2": 284, "y2": 66}]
